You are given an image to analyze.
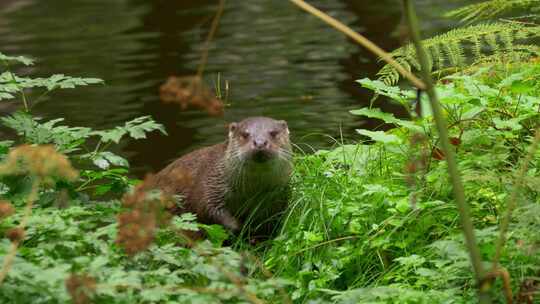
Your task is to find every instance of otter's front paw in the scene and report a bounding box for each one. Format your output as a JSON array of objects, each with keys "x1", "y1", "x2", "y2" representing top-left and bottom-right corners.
[
  {"x1": 210, "y1": 208, "x2": 241, "y2": 234},
  {"x1": 223, "y1": 218, "x2": 241, "y2": 234}
]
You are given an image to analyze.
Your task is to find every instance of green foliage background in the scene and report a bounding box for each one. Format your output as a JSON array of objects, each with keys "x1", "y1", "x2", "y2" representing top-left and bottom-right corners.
[{"x1": 0, "y1": 50, "x2": 539, "y2": 303}]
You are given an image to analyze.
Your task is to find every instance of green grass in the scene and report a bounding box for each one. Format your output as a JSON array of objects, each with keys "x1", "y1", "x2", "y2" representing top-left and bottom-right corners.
[{"x1": 262, "y1": 61, "x2": 540, "y2": 302}]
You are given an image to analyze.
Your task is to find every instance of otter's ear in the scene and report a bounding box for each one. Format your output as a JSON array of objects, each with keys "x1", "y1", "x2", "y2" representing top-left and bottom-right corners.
[
  {"x1": 228, "y1": 122, "x2": 238, "y2": 137},
  {"x1": 278, "y1": 120, "x2": 289, "y2": 134}
]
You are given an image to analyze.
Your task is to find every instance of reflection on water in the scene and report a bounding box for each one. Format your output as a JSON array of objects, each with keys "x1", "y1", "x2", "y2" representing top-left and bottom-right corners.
[{"x1": 0, "y1": 0, "x2": 473, "y2": 175}]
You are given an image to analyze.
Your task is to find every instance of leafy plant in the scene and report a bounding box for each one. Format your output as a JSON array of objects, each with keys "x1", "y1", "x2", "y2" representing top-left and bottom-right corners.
[
  {"x1": 0, "y1": 52, "x2": 166, "y2": 196},
  {"x1": 259, "y1": 61, "x2": 540, "y2": 302},
  {"x1": 0, "y1": 112, "x2": 166, "y2": 196},
  {"x1": 0, "y1": 52, "x2": 102, "y2": 111},
  {"x1": 0, "y1": 199, "x2": 291, "y2": 303}
]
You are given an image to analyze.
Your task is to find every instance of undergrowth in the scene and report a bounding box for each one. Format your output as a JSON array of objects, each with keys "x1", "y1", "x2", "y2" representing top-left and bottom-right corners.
[
  {"x1": 267, "y1": 61, "x2": 540, "y2": 302},
  {"x1": 0, "y1": 52, "x2": 539, "y2": 303}
]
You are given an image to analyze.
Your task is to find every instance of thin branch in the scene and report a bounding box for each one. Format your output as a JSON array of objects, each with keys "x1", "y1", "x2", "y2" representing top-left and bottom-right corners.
[
  {"x1": 288, "y1": 0, "x2": 426, "y2": 90},
  {"x1": 196, "y1": 0, "x2": 225, "y2": 79},
  {"x1": 483, "y1": 268, "x2": 513, "y2": 304},
  {"x1": 402, "y1": 1, "x2": 490, "y2": 302}
]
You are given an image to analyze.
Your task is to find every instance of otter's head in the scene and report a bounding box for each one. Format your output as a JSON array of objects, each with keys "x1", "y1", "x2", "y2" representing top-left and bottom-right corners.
[{"x1": 228, "y1": 117, "x2": 291, "y2": 164}]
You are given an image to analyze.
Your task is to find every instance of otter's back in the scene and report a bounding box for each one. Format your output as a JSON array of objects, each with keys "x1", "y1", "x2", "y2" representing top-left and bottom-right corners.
[{"x1": 152, "y1": 143, "x2": 227, "y2": 197}]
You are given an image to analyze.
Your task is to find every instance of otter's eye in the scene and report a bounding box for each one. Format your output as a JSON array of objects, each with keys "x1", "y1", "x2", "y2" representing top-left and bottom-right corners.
[
  {"x1": 240, "y1": 131, "x2": 250, "y2": 139},
  {"x1": 269, "y1": 130, "x2": 279, "y2": 138}
]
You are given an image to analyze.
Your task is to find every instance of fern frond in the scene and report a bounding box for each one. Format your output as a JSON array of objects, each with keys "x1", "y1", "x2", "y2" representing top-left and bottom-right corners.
[
  {"x1": 376, "y1": 22, "x2": 540, "y2": 85},
  {"x1": 445, "y1": 0, "x2": 540, "y2": 23},
  {"x1": 472, "y1": 44, "x2": 540, "y2": 64},
  {"x1": 429, "y1": 45, "x2": 540, "y2": 76}
]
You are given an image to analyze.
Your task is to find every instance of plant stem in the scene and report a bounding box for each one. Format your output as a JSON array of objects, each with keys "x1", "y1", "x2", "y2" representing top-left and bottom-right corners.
[
  {"x1": 492, "y1": 127, "x2": 540, "y2": 270},
  {"x1": 288, "y1": 0, "x2": 426, "y2": 90},
  {"x1": 7, "y1": 70, "x2": 29, "y2": 112},
  {"x1": 402, "y1": 1, "x2": 489, "y2": 302},
  {"x1": 2, "y1": 60, "x2": 28, "y2": 111},
  {"x1": 0, "y1": 179, "x2": 39, "y2": 285}
]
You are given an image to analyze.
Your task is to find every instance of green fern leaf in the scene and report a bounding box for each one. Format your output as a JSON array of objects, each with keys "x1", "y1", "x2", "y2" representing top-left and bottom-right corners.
[
  {"x1": 377, "y1": 22, "x2": 540, "y2": 85},
  {"x1": 445, "y1": 0, "x2": 540, "y2": 23}
]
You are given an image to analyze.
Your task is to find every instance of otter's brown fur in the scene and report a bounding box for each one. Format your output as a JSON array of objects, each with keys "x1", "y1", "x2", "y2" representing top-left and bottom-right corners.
[{"x1": 151, "y1": 117, "x2": 293, "y2": 237}]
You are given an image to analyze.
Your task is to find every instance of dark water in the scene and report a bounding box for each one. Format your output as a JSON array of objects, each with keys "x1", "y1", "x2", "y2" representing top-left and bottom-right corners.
[{"x1": 0, "y1": 0, "x2": 472, "y2": 176}]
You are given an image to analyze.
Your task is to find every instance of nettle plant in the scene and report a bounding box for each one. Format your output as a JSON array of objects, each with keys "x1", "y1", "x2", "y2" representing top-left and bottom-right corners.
[
  {"x1": 353, "y1": 63, "x2": 540, "y2": 224},
  {"x1": 0, "y1": 52, "x2": 166, "y2": 198},
  {"x1": 356, "y1": 63, "x2": 540, "y2": 157},
  {"x1": 264, "y1": 62, "x2": 540, "y2": 303},
  {"x1": 348, "y1": 63, "x2": 540, "y2": 298}
]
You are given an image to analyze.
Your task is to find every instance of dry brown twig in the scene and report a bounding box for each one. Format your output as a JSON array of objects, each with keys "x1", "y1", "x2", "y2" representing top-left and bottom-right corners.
[
  {"x1": 159, "y1": 0, "x2": 226, "y2": 116},
  {"x1": 401, "y1": 1, "x2": 489, "y2": 302},
  {"x1": 288, "y1": 0, "x2": 426, "y2": 90},
  {"x1": 481, "y1": 268, "x2": 514, "y2": 304},
  {"x1": 115, "y1": 175, "x2": 175, "y2": 256},
  {"x1": 196, "y1": 0, "x2": 225, "y2": 79},
  {"x1": 65, "y1": 273, "x2": 97, "y2": 304},
  {"x1": 159, "y1": 76, "x2": 224, "y2": 116}
]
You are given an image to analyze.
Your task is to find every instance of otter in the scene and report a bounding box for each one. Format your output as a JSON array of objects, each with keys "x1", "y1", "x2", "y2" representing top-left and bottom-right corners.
[{"x1": 151, "y1": 117, "x2": 293, "y2": 238}]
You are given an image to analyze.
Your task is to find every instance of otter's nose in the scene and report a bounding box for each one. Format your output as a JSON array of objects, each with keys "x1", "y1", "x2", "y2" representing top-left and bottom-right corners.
[{"x1": 253, "y1": 138, "x2": 268, "y2": 149}]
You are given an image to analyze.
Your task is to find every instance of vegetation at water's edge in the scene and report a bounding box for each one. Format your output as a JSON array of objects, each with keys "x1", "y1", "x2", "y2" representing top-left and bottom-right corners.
[{"x1": 0, "y1": 46, "x2": 539, "y2": 303}]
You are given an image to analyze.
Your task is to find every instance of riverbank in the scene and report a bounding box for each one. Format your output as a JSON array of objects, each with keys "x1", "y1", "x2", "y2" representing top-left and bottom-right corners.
[{"x1": 1, "y1": 60, "x2": 539, "y2": 303}]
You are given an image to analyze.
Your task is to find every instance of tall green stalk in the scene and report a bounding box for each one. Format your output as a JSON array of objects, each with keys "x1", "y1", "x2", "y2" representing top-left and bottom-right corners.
[
  {"x1": 492, "y1": 128, "x2": 540, "y2": 269},
  {"x1": 402, "y1": 1, "x2": 490, "y2": 302}
]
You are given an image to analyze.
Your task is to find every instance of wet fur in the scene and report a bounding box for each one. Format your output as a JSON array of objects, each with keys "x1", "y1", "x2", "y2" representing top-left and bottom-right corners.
[{"x1": 151, "y1": 117, "x2": 292, "y2": 238}]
